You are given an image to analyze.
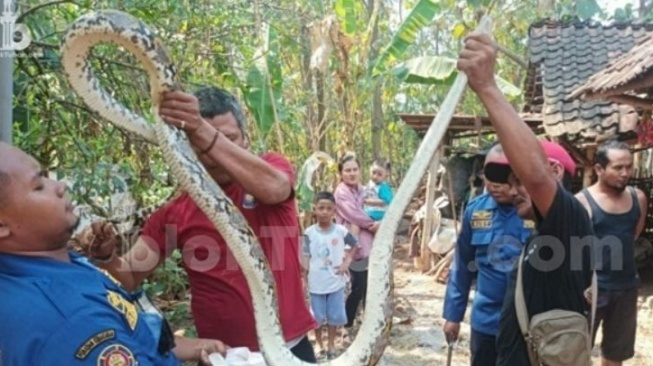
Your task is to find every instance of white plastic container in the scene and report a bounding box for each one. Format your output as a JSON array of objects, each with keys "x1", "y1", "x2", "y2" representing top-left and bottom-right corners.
[{"x1": 210, "y1": 347, "x2": 267, "y2": 366}]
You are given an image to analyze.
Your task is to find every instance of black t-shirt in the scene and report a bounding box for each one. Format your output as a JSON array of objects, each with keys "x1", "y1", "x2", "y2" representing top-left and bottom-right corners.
[{"x1": 496, "y1": 184, "x2": 594, "y2": 365}]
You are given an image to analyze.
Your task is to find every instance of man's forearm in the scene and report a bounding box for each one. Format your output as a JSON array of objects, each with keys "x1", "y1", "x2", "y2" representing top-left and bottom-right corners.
[{"x1": 190, "y1": 124, "x2": 291, "y2": 204}]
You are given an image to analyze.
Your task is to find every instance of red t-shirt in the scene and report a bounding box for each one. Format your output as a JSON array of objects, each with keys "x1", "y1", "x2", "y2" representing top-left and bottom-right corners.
[{"x1": 140, "y1": 152, "x2": 317, "y2": 350}]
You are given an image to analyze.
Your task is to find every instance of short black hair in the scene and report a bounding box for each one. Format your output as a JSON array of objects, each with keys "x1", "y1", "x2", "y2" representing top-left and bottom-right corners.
[
  {"x1": 596, "y1": 140, "x2": 630, "y2": 168},
  {"x1": 373, "y1": 158, "x2": 391, "y2": 172},
  {"x1": 338, "y1": 153, "x2": 360, "y2": 173},
  {"x1": 315, "y1": 191, "x2": 335, "y2": 203},
  {"x1": 0, "y1": 170, "x2": 11, "y2": 207},
  {"x1": 193, "y1": 86, "x2": 247, "y2": 137}
]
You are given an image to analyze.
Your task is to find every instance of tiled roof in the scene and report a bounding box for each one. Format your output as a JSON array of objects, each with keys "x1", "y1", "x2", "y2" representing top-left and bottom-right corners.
[
  {"x1": 570, "y1": 33, "x2": 653, "y2": 101},
  {"x1": 523, "y1": 20, "x2": 652, "y2": 142}
]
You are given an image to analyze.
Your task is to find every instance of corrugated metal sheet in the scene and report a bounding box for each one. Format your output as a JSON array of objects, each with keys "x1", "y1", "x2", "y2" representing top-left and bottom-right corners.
[{"x1": 524, "y1": 20, "x2": 651, "y2": 142}]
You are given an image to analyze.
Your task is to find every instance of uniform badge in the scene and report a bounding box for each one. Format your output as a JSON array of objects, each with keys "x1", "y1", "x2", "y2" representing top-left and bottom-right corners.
[
  {"x1": 107, "y1": 291, "x2": 138, "y2": 330},
  {"x1": 523, "y1": 220, "x2": 535, "y2": 229},
  {"x1": 75, "y1": 329, "x2": 115, "y2": 360},
  {"x1": 97, "y1": 344, "x2": 136, "y2": 366},
  {"x1": 242, "y1": 193, "x2": 257, "y2": 209},
  {"x1": 471, "y1": 210, "x2": 492, "y2": 220},
  {"x1": 471, "y1": 210, "x2": 492, "y2": 229}
]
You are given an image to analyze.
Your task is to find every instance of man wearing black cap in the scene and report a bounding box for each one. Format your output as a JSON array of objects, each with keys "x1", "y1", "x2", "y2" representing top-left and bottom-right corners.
[
  {"x1": 457, "y1": 32, "x2": 595, "y2": 365},
  {"x1": 443, "y1": 144, "x2": 534, "y2": 366}
]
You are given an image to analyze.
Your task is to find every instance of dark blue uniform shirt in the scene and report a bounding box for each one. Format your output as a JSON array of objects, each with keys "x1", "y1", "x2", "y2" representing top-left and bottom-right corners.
[
  {"x1": 443, "y1": 193, "x2": 533, "y2": 336},
  {"x1": 0, "y1": 251, "x2": 180, "y2": 366}
]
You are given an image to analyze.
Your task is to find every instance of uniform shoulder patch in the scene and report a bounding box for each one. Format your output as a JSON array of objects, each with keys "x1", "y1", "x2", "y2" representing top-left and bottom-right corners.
[
  {"x1": 75, "y1": 329, "x2": 116, "y2": 360},
  {"x1": 97, "y1": 344, "x2": 136, "y2": 366},
  {"x1": 523, "y1": 220, "x2": 536, "y2": 229},
  {"x1": 106, "y1": 291, "x2": 138, "y2": 330}
]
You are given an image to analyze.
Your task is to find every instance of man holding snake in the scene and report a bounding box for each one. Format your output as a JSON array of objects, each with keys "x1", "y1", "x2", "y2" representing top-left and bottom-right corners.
[{"x1": 80, "y1": 86, "x2": 318, "y2": 361}]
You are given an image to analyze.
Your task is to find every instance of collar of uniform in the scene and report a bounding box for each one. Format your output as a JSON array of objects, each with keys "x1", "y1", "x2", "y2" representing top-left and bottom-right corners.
[
  {"x1": 478, "y1": 193, "x2": 518, "y2": 215},
  {"x1": 475, "y1": 193, "x2": 498, "y2": 210},
  {"x1": 0, "y1": 250, "x2": 90, "y2": 277}
]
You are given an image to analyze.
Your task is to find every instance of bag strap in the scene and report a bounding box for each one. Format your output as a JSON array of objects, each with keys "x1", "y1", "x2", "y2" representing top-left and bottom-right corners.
[
  {"x1": 515, "y1": 245, "x2": 599, "y2": 360},
  {"x1": 514, "y1": 247, "x2": 530, "y2": 335},
  {"x1": 589, "y1": 269, "x2": 598, "y2": 348},
  {"x1": 514, "y1": 247, "x2": 539, "y2": 365}
]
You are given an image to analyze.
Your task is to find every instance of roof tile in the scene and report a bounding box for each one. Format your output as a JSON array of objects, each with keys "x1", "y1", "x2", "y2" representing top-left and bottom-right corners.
[{"x1": 525, "y1": 20, "x2": 650, "y2": 141}]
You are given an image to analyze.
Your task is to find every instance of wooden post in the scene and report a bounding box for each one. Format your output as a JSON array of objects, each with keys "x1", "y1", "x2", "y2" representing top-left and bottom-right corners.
[
  {"x1": 583, "y1": 146, "x2": 596, "y2": 187},
  {"x1": 633, "y1": 145, "x2": 641, "y2": 179},
  {"x1": 418, "y1": 147, "x2": 441, "y2": 272}
]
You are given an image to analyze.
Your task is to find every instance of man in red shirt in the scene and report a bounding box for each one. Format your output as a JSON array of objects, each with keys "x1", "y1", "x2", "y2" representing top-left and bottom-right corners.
[{"x1": 80, "y1": 87, "x2": 317, "y2": 361}]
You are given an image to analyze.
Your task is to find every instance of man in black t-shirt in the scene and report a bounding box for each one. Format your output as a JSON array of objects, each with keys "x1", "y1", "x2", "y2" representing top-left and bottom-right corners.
[{"x1": 456, "y1": 33, "x2": 595, "y2": 365}]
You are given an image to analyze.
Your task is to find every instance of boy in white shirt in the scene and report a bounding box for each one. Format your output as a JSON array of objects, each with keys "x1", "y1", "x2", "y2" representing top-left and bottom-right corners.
[{"x1": 302, "y1": 191, "x2": 358, "y2": 360}]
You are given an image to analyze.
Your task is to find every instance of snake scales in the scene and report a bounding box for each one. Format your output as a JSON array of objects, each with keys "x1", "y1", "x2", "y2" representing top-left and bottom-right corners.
[{"x1": 60, "y1": 9, "x2": 491, "y2": 365}]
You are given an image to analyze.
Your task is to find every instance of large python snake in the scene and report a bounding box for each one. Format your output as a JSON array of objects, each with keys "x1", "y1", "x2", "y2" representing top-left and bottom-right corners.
[{"x1": 60, "y1": 9, "x2": 491, "y2": 365}]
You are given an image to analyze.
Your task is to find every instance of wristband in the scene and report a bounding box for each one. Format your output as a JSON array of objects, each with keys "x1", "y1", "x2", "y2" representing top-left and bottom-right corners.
[{"x1": 91, "y1": 250, "x2": 116, "y2": 265}]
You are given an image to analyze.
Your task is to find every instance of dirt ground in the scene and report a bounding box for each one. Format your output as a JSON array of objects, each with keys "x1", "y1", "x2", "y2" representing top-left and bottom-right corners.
[{"x1": 320, "y1": 238, "x2": 653, "y2": 365}]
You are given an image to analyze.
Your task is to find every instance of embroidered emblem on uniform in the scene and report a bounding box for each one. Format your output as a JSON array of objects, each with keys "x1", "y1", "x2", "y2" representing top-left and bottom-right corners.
[
  {"x1": 471, "y1": 210, "x2": 492, "y2": 229},
  {"x1": 76, "y1": 329, "x2": 116, "y2": 360},
  {"x1": 107, "y1": 291, "x2": 138, "y2": 330},
  {"x1": 97, "y1": 344, "x2": 135, "y2": 366},
  {"x1": 242, "y1": 193, "x2": 257, "y2": 209},
  {"x1": 471, "y1": 219, "x2": 492, "y2": 228},
  {"x1": 523, "y1": 220, "x2": 535, "y2": 229},
  {"x1": 471, "y1": 210, "x2": 492, "y2": 219}
]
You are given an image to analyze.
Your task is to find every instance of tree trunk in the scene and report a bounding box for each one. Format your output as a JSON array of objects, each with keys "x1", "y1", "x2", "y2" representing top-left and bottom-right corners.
[
  {"x1": 316, "y1": 70, "x2": 326, "y2": 152},
  {"x1": 300, "y1": 25, "x2": 316, "y2": 151},
  {"x1": 640, "y1": 0, "x2": 652, "y2": 19},
  {"x1": 368, "y1": 0, "x2": 384, "y2": 160}
]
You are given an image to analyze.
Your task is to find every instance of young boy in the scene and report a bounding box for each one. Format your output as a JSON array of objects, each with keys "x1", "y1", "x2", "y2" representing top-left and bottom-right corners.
[
  {"x1": 363, "y1": 158, "x2": 393, "y2": 221},
  {"x1": 302, "y1": 191, "x2": 357, "y2": 360}
]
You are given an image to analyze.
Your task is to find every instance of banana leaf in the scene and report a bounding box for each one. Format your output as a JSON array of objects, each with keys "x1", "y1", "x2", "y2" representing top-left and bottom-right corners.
[
  {"x1": 392, "y1": 56, "x2": 522, "y2": 97},
  {"x1": 373, "y1": 0, "x2": 441, "y2": 75},
  {"x1": 242, "y1": 25, "x2": 283, "y2": 142},
  {"x1": 335, "y1": 0, "x2": 364, "y2": 34}
]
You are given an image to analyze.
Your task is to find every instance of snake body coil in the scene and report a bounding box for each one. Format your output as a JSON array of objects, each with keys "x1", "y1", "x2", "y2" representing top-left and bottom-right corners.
[{"x1": 59, "y1": 10, "x2": 425, "y2": 366}]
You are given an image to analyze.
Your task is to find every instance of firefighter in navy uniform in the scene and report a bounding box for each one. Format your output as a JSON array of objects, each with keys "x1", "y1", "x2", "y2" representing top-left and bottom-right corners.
[
  {"x1": 0, "y1": 251, "x2": 185, "y2": 366},
  {"x1": 442, "y1": 144, "x2": 534, "y2": 366},
  {"x1": 0, "y1": 143, "x2": 225, "y2": 366}
]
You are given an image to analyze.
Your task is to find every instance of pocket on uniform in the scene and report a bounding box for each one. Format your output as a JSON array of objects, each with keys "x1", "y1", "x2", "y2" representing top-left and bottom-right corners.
[{"x1": 471, "y1": 230, "x2": 493, "y2": 246}]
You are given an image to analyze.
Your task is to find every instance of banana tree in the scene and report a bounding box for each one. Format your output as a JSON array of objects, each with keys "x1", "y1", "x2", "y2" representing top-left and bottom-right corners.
[{"x1": 241, "y1": 23, "x2": 285, "y2": 152}]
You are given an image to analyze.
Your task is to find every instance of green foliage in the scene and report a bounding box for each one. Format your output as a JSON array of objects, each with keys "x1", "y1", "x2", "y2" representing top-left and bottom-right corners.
[
  {"x1": 466, "y1": 0, "x2": 493, "y2": 8},
  {"x1": 335, "y1": 0, "x2": 365, "y2": 34},
  {"x1": 295, "y1": 152, "x2": 338, "y2": 212},
  {"x1": 143, "y1": 251, "x2": 188, "y2": 300},
  {"x1": 392, "y1": 56, "x2": 521, "y2": 98},
  {"x1": 614, "y1": 4, "x2": 636, "y2": 22},
  {"x1": 8, "y1": 0, "x2": 626, "y2": 303},
  {"x1": 242, "y1": 24, "x2": 285, "y2": 150},
  {"x1": 373, "y1": 0, "x2": 442, "y2": 74},
  {"x1": 576, "y1": 0, "x2": 602, "y2": 20}
]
